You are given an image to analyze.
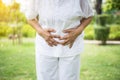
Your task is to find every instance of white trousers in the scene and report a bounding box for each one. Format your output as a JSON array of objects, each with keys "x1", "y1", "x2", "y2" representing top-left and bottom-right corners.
[{"x1": 36, "y1": 54, "x2": 80, "y2": 80}]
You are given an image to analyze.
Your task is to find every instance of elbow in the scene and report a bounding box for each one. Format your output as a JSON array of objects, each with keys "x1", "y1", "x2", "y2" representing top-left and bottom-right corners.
[
  {"x1": 87, "y1": 16, "x2": 93, "y2": 20},
  {"x1": 89, "y1": 16, "x2": 93, "y2": 22},
  {"x1": 90, "y1": 16, "x2": 93, "y2": 19},
  {"x1": 86, "y1": 16, "x2": 93, "y2": 22},
  {"x1": 27, "y1": 19, "x2": 31, "y2": 24},
  {"x1": 83, "y1": 16, "x2": 93, "y2": 22},
  {"x1": 27, "y1": 20, "x2": 31, "y2": 25}
]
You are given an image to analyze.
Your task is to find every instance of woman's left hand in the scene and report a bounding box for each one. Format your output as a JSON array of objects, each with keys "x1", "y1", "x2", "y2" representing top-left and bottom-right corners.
[{"x1": 60, "y1": 27, "x2": 82, "y2": 48}]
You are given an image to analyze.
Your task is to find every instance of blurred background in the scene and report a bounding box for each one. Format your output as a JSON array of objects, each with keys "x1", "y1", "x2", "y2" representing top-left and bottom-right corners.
[{"x1": 0, "y1": 0, "x2": 120, "y2": 80}]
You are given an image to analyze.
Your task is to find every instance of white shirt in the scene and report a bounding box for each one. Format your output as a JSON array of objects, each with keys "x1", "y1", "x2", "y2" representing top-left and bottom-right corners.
[{"x1": 24, "y1": 0, "x2": 94, "y2": 57}]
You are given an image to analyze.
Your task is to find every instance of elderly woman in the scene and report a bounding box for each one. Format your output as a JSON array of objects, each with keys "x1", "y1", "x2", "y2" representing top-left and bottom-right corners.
[{"x1": 24, "y1": 0, "x2": 94, "y2": 80}]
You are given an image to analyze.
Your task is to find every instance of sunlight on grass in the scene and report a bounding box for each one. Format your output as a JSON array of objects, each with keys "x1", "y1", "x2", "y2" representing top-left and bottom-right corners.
[{"x1": 0, "y1": 38, "x2": 120, "y2": 80}]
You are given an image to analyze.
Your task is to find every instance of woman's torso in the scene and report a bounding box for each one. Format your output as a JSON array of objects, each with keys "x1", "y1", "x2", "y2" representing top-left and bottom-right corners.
[{"x1": 36, "y1": 0, "x2": 83, "y2": 35}]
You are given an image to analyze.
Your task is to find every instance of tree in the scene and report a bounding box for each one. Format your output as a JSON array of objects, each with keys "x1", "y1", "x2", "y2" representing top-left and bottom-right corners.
[
  {"x1": 95, "y1": 0, "x2": 103, "y2": 14},
  {"x1": 0, "y1": 0, "x2": 26, "y2": 44},
  {"x1": 9, "y1": 1, "x2": 26, "y2": 44},
  {"x1": 94, "y1": 0, "x2": 110, "y2": 45},
  {"x1": 0, "y1": 0, "x2": 10, "y2": 22},
  {"x1": 103, "y1": 0, "x2": 120, "y2": 13}
]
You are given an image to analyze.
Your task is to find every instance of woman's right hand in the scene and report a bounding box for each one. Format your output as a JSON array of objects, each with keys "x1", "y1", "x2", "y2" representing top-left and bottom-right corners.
[
  {"x1": 27, "y1": 19, "x2": 60, "y2": 47},
  {"x1": 38, "y1": 28, "x2": 61, "y2": 47}
]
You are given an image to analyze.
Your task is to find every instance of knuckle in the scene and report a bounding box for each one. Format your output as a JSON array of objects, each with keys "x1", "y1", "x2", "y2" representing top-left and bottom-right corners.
[
  {"x1": 45, "y1": 38, "x2": 48, "y2": 41},
  {"x1": 45, "y1": 37, "x2": 49, "y2": 41},
  {"x1": 48, "y1": 34, "x2": 51, "y2": 37}
]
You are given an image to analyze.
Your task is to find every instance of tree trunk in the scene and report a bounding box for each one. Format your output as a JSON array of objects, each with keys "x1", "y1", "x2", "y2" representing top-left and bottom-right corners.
[{"x1": 95, "y1": 0, "x2": 102, "y2": 14}]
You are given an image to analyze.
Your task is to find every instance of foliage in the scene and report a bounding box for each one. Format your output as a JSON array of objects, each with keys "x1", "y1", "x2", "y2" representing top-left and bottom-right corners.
[
  {"x1": 95, "y1": 14, "x2": 120, "y2": 25},
  {"x1": 94, "y1": 26, "x2": 110, "y2": 44},
  {"x1": 1, "y1": 22, "x2": 120, "y2": 40},
  {"x1": 114, "y1": 15, "x2": 120, "y2": 24},
  {"x1": 22, "y1": 24, "x2": 36, "y2": 37},
  {"x1": 95, "y1": 14, "x2": 113, "y2": 26},
  {"x1": 94, "y1": 14, "x2": 111, "y2": 44},
  {"x1": 84, "y1": 25, "x2": 94, "y2": 40},
  {"x1": 0, "y1": 22, "x2": 12, "y2": 37},
  {"x1": 103, "y1": 0, "x2": 120, "y2": 13},
  {"x1": 109, "y1": 24, "x2": 120, "y2": 40},
  {"x1": 0, "y1": 22, "x2": 36, "y2": 38},
  {"x1": 0, "y1": 0, "x2": 26, "y2": 22},
  {"x1": 84, "y1": 24, "x2": 120, "y2": 40},
  {"x1": 0, "y1": 0, "x2": 9, "y2": 22}
]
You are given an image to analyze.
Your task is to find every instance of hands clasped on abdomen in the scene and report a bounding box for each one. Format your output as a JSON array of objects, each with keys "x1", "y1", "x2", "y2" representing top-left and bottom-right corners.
[{"x1": 39, "y1": 27, "x2": 82, "y2": 48}]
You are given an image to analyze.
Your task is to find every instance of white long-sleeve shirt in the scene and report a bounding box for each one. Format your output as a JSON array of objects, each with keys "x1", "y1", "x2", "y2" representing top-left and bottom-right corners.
[{"x1": 24, "y1": 0, "x2": 94, "y2": 57}]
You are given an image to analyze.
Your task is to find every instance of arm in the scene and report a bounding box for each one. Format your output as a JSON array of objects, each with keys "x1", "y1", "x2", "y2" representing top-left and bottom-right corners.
[
  {"x1": 75, "y1": 16, "x2": 93, "y2": 36},
  {"x1": 60, "y1": 16, "x2": 93, "y2": 48},
  {"x1": 27, "y1": 19, "x2": 43, "y2": 36}
]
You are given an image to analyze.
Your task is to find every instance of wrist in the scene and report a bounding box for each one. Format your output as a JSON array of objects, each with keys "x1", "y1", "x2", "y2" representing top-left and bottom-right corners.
[
  {"x1": 36, "y1": 27, "x2": 44, "y2": 36},
  {"x1": 75, "y1": 26, "x2": 84, "y2": 36}
]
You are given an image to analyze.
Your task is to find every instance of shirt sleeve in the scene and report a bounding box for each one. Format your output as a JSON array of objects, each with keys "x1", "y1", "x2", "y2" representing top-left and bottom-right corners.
[
  {"x1": 24, "y1": 0, "x2": 38, "y2": 20},
  {"x1": 80, "y1": 0, "x2": 94, "y2": 18}
]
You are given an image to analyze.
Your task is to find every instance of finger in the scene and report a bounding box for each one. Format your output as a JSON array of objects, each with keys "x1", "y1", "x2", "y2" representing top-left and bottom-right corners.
[
  {"x1": 49, "y1": 40, "x2": 58, "y2": 47},
  {"x1": 59, "y1": 35, "x2": 68, "y2": 40},
  {"x1": 46, "y1": 33, "x2": 54, "y2": 39},
  {"x1": 46, "y1": 28, "x2": 56, "y2": 33},
  {"x1": 46, "y1": 37, "x2": 58, "y2": 46},
  {"x1": 48, "y1": 43, "x2": 53, "y2": 47},
  {"x1": 50, "y1": 38, "x2": 59, "y2": 46},
  {"x1": 63, "y1": 28, "x2": 76, "y2": 33},
  {"x1": 69, "y1": 41, "x2": 74, "y2": 48},
  {"x1": 60, "y1": 39, "x2": 69, "y2": 45},
  {"x1": 52, "y1": 34, "x2": 61, "y2": 38},
  {"x1": 64, "y1": 41, "x2": 70, "y2": 46},
  {"x1": 47, "y1": 41, "x2": 53, "y2": 47}
]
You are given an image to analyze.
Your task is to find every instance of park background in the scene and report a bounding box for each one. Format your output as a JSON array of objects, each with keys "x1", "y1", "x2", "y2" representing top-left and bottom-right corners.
[{"x1": 0, "y1": 0, "x2": 120, "y2": 80}]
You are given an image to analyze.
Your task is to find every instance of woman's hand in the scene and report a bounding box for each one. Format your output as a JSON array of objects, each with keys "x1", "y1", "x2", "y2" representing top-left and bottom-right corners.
[
  {"x1": 39, "y1": 28, "x2": 61, "y2": 47},
  {"x1": 27, "y1": 19, "x2": 61, "y2": 47},
  {"x1": 60, "y1": 27, "x2": 83, "y2": 48}
]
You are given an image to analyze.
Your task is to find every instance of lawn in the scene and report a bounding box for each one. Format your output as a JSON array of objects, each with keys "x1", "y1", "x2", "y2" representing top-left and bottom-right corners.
[{"x1": 0, "y1": 38, "x2": 120, "y2": 80}]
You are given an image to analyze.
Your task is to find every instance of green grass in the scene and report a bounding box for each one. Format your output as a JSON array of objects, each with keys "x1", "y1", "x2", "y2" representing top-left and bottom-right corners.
[
  {"x1": 0, "y1": 39, "x2": 36, "y2": 80},
  {"x1": 81, "y1": 44, "x2": 120, "y2": 80},
  {"x1": 0, "y1": 38, "x2": 120, "y2": 80}
]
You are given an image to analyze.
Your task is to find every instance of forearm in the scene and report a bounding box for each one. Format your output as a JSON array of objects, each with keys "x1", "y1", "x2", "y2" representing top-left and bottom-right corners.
[
  {"x1": 76, "y1": 17, "x2": 93, "y2": 36},
  {"x1": 27, "y1": 19, "x2": 44, "y2": 36}
]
